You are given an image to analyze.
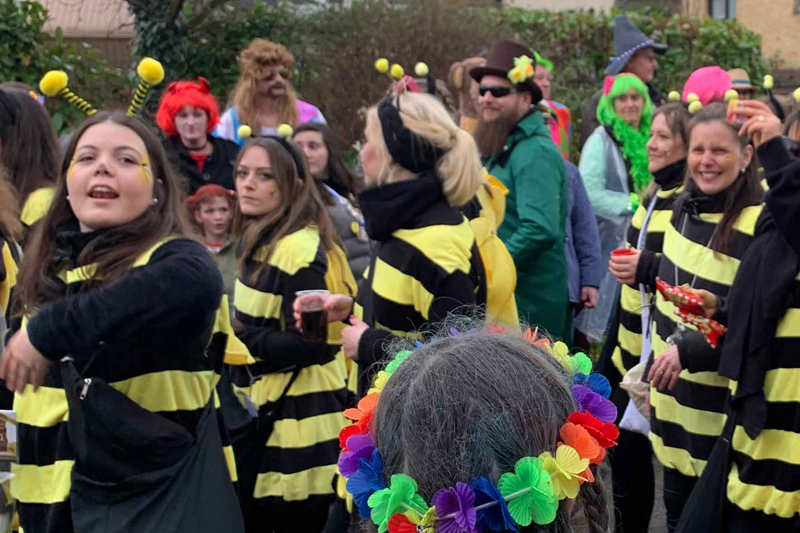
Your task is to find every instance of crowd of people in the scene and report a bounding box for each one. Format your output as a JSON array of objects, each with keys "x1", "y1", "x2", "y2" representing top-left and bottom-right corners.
[{"x1": 0, "y1": 12, "x2": 797, "y2": 533}]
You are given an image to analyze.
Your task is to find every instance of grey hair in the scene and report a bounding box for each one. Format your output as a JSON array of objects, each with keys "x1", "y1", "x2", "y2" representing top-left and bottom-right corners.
[{"x1": 370, "y1": 318, "x2": 578, "y2": 532}]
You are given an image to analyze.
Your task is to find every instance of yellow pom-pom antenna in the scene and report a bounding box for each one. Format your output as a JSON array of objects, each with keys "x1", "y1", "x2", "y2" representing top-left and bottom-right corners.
[
  {"x1": 688, "y1": 100, "x2": 703, "y2": 115},
  {"x1": 414, "y1": 62, "x2": 429, "y2": 77},
  {"x1": 724, "y1": 89, "x2": 739, "y2": 102},
  {"x1": 390, "y1": 64, "x2": 405, "y2": 80},
  {"x1": 39, "y1": 70, "x2": 96, "y2": 115},
  {"x1": 237, "y1": 125, "x2": 252, "y2": 140},
  {"x1": 763, "y1": 74, "x2": 774, "y2": 90},
  {"x1": 374, "y1": 58, "x2": 389, "y2": 74},
  {"x1": 793, "y1": 87, "x2": 800, "y2": 103},
  {"x1": 127, "y1": 57, "x2": 166, "y2": 118},
  {"x1": 277, "y1": 124, "x2": 294, "y2": 138},
  {"x1": 667, "y1": 90, "x2": 681, "y2": 102},
  {"x1": 137, "y1": 57, "x2": 165, "y2": 85},
  {"x1": 686, "y1": 93, "x2": 699, "y2": 104}
]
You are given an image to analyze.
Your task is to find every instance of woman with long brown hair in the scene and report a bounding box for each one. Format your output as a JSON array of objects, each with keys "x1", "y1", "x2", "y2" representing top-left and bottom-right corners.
[
  {"x1": 0, "y1": 111, "x2": 243, "y2": 533},
  {"x1": 0, "y1": 87, "x2": 59, "y2": 237},
  {"x1": 229, "y1": 135, "x2": 355, "y2": 532},
  {"x1": 644, "y1": 103, "x2": 764, "y2": 532}
]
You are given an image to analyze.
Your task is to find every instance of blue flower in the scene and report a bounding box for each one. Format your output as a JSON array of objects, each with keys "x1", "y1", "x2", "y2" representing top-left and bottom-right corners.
[
  {"x1": 347, "y1": 448, "x2": 386, "y2": 518},
  {"x1": 469, "y1": 476, "x2": 519, "y2": 532},
  {"x1": 573, "y1": 373, "x2": 612, "y2": 399}
]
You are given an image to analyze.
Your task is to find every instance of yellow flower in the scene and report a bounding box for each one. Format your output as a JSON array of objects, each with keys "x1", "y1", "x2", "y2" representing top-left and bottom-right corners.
[
  {"x1": 368, "y1": 371, "x2": 389, "y2": 394},
  {"x1": 507, "y1": 67, "x2": 525, "y2": 84},
  {"x1": 513, "y1": 55, "x2": 534, "y2": 69},
  {"x1": 539, "y1": 445, "x2": 589, "y2": 500},
  {"x1": 524, "y1": 63, "x2": 534, "y2": 77}
]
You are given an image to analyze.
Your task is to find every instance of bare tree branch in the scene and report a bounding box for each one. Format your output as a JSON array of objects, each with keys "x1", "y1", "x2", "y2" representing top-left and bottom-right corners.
[
  {"x1": 167, "y1": 0, "x2": 185, "y2": 26},
  {"x1": 184, "y1": 0, "x2": 227, "y2": 30}
]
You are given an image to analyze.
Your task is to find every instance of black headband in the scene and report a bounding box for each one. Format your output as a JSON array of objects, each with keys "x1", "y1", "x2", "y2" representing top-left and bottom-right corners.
[
  {"x1": 0, "y1": 90, "x2": 19, "y2": 126},
  {"x1": 378, "y1": 96, "x2": 446, "y2": 174},
  {"x1": 248, "y1": 134, "x2": 307, "y2": 180}
]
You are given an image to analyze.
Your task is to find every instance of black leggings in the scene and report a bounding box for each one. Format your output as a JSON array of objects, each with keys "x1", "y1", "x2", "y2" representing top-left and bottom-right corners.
[
  {"x1": 663, "y1": 468, "x2": 697, "y2": 533},
  {"x1": 609, "y1": 427, "x2": 655, "y2": 533}
]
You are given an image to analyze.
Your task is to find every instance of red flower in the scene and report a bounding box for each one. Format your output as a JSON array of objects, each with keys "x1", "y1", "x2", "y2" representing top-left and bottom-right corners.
[
  {"x1": 567, "y1": 411, "x2": 619, "y2": 449},
  {"x1": 388, "y1": 514, "x2": 418, "y2": 533},
  {"x1": 339, "y1": 424, "x2": 362, "y2": 451}
]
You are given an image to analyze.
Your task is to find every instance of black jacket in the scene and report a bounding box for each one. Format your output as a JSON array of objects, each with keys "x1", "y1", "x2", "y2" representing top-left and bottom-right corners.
[{"x1": 164, "y1": 135, "x2": 240, "y2": 194}]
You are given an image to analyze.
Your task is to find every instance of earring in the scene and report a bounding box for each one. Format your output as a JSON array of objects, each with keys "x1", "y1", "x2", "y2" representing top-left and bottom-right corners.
[
  {"x1": 740, "y1": 168, "x2": 745, "y2": 175},
  {"x1": 66, "y1": 195, "x2": 70, "y2": 200},
  {"x1": 152, "y1": 197, "x2": 158, "y2": 205}
]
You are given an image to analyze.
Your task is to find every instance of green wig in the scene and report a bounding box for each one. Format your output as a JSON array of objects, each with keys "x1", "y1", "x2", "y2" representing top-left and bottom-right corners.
[{"x1": 597, "y1": 75, "x2": 654, "y2": 198}]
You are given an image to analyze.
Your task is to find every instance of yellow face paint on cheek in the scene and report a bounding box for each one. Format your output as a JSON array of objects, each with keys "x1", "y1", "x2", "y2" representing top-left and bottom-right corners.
[
  {"x1": 139, "y1": 155, "x2": 153, "y2": 184},
  {"x1": 66, "y1": 159, "x2": 77, "y2": 180}
]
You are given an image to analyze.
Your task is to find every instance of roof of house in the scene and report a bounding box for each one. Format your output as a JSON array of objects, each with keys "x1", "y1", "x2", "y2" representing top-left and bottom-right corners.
[{"x1": 40, "y1": 0, "x2": 135, "y2": 39}]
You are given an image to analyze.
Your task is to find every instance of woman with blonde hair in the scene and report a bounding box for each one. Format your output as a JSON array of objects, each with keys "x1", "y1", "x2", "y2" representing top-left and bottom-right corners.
[
  {"x1": 295, "y1": 91, "x2": 486, "y2": 398},
  {"x1": 215, "y1": 39, "x2": 325, "y2": 145}
]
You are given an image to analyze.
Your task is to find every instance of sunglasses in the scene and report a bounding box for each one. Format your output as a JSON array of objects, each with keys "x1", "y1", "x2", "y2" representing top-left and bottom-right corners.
[{"x1": 479, "y1": 86, "x2": 519, "y2": 98}]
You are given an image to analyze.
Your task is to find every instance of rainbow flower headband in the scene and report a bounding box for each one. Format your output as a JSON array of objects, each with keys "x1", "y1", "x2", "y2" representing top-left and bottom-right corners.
[{"x1": 338, "y1": 327, "x2": 619, "y2": 533}]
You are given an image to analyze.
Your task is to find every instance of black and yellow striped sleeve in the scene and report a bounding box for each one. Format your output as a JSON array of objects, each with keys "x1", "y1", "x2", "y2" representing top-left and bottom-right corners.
[{"x1": 26, "y1": 239, "x2": 223, "y2": 362}]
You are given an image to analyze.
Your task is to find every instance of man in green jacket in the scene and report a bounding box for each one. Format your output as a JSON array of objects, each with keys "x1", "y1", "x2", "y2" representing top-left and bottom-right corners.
[{"x1": 471, "y1": 40, "x2": 570, "y2": 341}]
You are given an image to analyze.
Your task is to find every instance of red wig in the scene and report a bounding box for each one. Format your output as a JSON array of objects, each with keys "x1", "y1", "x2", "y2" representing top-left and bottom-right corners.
[
  {"x1": 185, "y1": 184, "x2": 235, "y2": 214},
  {"x1": 156, "y1": 77, "x2": 221, "y2": 137}
]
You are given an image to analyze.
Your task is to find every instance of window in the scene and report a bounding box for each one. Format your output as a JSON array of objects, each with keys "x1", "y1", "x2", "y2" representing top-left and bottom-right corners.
[{"x1": 709, "y1": 0, "x2": 736, "y2": 18}]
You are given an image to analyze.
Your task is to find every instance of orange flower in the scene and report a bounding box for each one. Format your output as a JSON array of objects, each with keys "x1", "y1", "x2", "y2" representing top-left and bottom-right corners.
[{"x1": 344, "y1": 392, "x2": 379, "y2": 433}]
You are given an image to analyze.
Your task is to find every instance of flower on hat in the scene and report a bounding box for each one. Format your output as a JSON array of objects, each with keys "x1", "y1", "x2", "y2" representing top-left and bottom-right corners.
[
  {"x1": 572, "y1": 385, "x2": 617, "y2": 423},
  {"x1": 344, "y1": 392, "x2": 379, "y2": 433},
  {"x1": 507, "y1": 67, "x2": 526, "y2": 85},
  {"x1": 338, "y1": 433, "x2": 376, "y2": 476},
  {"x1": 560, "y1": 422, "x2": 605, "y2": 466}
]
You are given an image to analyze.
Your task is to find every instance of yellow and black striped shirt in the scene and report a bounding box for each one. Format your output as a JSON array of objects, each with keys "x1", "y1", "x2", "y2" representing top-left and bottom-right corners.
[
  {"x1": 726, "y1": 269, "x2": 800, "y2": 524},
  {"x1": 351, "y1": 202, "x2": 485, "y2": 396},
  {"x1": 232, "y1": 225, "x2": 356, "y2": 505},
  {"x1": 649, "y1": 201, "x2": 763, "y2": 478},
  {"x1": 611, "y1": 183, "x2": 684, "y2": 378},
  {"x1": 11, "y1": 237, "x2": 238, "y2": 533}
]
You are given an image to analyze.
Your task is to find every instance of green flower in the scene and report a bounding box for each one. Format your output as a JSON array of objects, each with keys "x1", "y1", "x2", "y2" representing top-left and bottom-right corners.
[
  {"x1": 498, "y1": 457, "x2": 558, "y2": 526},
  {"x1": 368, "y1": 474, "x2": 429, "y2": 533},
  {"x1": 570, "y1": 353, "x2": 593, "y2": 376},
  {"x1": 386, "y1": 351, "x2": 412, "y2": 375}
]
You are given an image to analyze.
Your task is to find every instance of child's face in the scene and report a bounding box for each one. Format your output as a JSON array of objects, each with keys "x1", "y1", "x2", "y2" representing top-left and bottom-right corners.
[{"x1": 195, "y1": 196, "x2": 231, "y2": 240}]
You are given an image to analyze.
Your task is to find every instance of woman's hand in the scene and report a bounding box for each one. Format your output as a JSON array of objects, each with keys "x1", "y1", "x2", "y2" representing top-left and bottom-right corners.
[
  {"x1": 694, "y1": 289, "x2": 718, "y2": 319},
  {"x1": 0, "y1": 329, "x2": 53, "y2": 393},
  {"x1": 609, "y1": 249, "x2": 642, "y2": 285},
  {"x1": 737, "y1": 100, "x2": 782, "y2": 147},
  {"x1": 341, "y1": 316, "x2": 369, "y2": 361},
  {"x1": 647, "y1": 345, "x2": 682, "y2": 392},
  {"x1": 293, "y1": 293, "x2": 354, "y2": 331}
]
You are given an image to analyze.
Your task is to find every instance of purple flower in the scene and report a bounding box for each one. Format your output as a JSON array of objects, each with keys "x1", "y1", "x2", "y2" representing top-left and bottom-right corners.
[
  {"x1": 432, "y1": 482, "x2": 480, "y2": 533},
  {"x1": 338, "y1": 433, "x2": 375, "y2": 477},
  {"x1": 572, "y1": 385, "x2": 617, "y2": 423},
  {"x1": 469, "y1": 476, "x2": 518, "y2": 532},
  {"x1": 347, "y1": 448, "x2": 385, "y2": 519}
]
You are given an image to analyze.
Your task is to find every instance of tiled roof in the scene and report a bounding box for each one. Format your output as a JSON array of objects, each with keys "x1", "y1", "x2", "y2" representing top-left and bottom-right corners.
[{"x1": 40, "y1": 0, "x2": 135, "y2": 38}]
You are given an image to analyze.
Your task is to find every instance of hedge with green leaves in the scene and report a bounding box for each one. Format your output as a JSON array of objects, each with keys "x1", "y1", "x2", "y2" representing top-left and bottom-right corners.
[
  {"x1": 1, "y1": 0, "x2": 127, "y2": 135},
  {"x1": 3, "y1": 1, "x2": 775, "y2": 152}
]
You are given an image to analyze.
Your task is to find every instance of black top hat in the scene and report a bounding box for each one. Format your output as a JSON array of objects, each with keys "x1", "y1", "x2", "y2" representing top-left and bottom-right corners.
[
  {"x1": 605, "y1": 15, "x2": 667, "y2": 76},
  {"x1": 470, "y1": 41, "x2": 543, "y2": 104}
]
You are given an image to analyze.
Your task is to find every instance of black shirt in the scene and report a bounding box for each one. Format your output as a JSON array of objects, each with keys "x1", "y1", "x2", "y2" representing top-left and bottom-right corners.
[{"x1": 163, "y1": 135, "x2": 240, "y2": 194}]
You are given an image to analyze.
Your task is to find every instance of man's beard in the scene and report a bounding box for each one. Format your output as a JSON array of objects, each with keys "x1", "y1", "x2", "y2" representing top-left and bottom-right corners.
[{"x1": 473, "y1": 108, "x2": 521, "y2": 158}]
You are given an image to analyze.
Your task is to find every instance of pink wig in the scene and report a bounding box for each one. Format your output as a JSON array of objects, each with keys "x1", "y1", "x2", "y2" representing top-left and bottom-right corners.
[
  {"x1": 681, "y1": 67, "x2": 732, "y2": 106},
  {"x1": 156, "y1": 77, "x2": 221, "y2": 137}
]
